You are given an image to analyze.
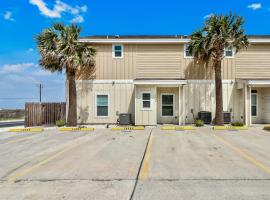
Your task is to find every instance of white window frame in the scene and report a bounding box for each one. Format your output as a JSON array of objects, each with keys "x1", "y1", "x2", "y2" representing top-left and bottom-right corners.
[
  {"x1": 184, "y1": 44, "x2": 193, "y2": 58},
  {"x1": 112, "y1": 44, "x2": 124, "y2": 59},
  {"x1": 141, "y1": 91, "x2": 152, "y2": 111},
  {"x1": 224, "y1": 47, "x2": 235, "y2": 58},
  {"x1": 161, "y1": 93, "x2": 175, "y2": 117},
  {"x1": 95, "y1": 93, "x2": 109, "y2": 118},
  {"x1": 251, "y1": 92, "x2": 258, "y2": 117}
]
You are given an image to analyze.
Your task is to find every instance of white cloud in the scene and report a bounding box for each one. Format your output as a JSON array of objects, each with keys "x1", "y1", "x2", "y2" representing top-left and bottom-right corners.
[
  {"x1": 203, "y1": 13, "x2": 214, "y2": 19},
  {"x1": 70, "y1": 15, "x2": 84, "y2": 23},
  {"x1": 0, "y1": 63, "x2": 35, "y2": 74},
  {"x1": 29, "y1": 0, "x2": 87, "y2": 23},
  {"x1": 31, "y1": 69, "x2": 52, "y2": 76},
  {"x1": 247, "y1": 3, "x2": 262, "y2": 10},
  {"x1": 27, "y1": 48, "x2": 34, "y2": 52},
  {"x1": 4, "y1": 11, "x2": 15, "y2": 21},
  {"x1": 7, "y1": 74, "x2": 38, "y2": 84}
]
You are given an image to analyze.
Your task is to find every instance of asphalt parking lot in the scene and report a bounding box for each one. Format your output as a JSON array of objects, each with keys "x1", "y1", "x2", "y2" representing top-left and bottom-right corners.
[{"x1": 0, "y1": 127, "x2": 270, "y2": 200}]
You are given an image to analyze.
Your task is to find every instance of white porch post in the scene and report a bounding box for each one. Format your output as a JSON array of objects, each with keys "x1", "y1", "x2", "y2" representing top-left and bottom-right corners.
[
  {"x1": 244, "y1": 83, "x2": 252, "y2": 126},
  {"x1": 178, "y1": 85, "x2": 186, "y2": 125}
]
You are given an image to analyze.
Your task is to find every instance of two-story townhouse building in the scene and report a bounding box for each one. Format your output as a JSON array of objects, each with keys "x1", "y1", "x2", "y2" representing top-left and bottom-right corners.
[{"x1": 74, "y1": 35, "x2": 270, "y2": 126}]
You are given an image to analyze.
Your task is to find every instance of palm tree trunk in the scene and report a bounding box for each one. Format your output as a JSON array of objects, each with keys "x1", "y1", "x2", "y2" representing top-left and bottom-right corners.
[
  {"x1": 214, "y1": 60, "x2": 224, "y2": 125},
  {"x1": 66, "y1": 67, "x2": 77, "y2": 127}
]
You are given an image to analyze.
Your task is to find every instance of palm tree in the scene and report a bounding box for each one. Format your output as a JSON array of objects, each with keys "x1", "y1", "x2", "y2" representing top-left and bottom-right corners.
[
  {"x1": 36, "y1": 23, "x2": 96, "y2": 126},
  {"x1": 188, "y1": 14, "x2": 249, "y2": 125}
]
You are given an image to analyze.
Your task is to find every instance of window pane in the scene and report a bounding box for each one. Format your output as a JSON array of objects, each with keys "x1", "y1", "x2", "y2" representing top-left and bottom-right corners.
[
  {"x1": 162, "y1": 95, "x2": 173, "y2": 105},
  {"x1": 185, "y1": 50, "x2": 192, "y2": 57},
  {"x1": 225, "y1": 50, "x2": 233, "y2": 57},
  {"x1": 115, "y1": 51, "x2": 122, "y2": 57},
  {"x1": 114, "y1": 45, "x2": 122, "y2": 51},
  {"x1": 251, "y1": 95, "x2": 257, "y2": 105},
  {"x1": 97, "y1": 95, "x2": 108, "y2": 106},
  {"x1": 97, "y1": 106, "x2": 108, "y2": 116},
  {"x1": 252, "y1": 106, "x2": 257, "y2": 116},
  {"x1": 162, "y1": 106, "x2": 173, "y2": 116},
  {"x1": 143, "y1": 101, "x2": 150, "y2": 108},
  {"x1": 142, "y1": 93, "x2": 150, "y2": 100}
]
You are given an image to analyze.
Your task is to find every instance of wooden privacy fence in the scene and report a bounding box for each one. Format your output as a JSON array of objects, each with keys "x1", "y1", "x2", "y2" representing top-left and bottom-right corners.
[{"x1": 25, "y1": 102, "x2": 66, "y2": 127}]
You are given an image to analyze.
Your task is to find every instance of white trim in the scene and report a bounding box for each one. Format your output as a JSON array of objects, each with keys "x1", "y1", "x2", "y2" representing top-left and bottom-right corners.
[
  {"x1": 76, "y1": 80, "x2": 133, "y2": 84},
  {"x1": 112, "y1": 44, "x2": 124, "y2": 59},
  {"x1": 79, "y1": 38, "x2": 190, "y2": 44},
  {"x1": 134, "y1": 79, "x2": 187, "y2": 85},
  {"x1": 247, "y1": 80, "x2": 270, "y2": 86},
  {"x1": 79, "y1": 38, "x2": 270, "y2": 44},
  {"x1": 187, "y1": 80, "x2": 235, "y2": 84},
  {"x1": 184, "y1": 44, "x2": 193, "y2": 59},
  {"x1": 95, "y1": 93, "x2": 109, "y2": 118},
  {"x1": 160, "y1": 93, "x2": 175, "y2": 118},
  {"x1": 141, "y1": 91, "x2": 152, "y2": 111}
]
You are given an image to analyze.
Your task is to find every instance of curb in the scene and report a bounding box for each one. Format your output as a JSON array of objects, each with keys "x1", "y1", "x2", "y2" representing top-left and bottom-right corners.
[
  {"x1": 161, "y1": 126, "x2": 196, "y2": 130},
  {"x1": 8, "y1": 128, "x2": 44, "y2": 132},
  {"x1": 111, "y1": 126, "x2": 145, "y2": 131},
  {"x1": 213, "y1": 126, "x2": 248, "y2": 130},
  {"x1": 58, "y1": 127, "x2": 95, "y2": 131}
]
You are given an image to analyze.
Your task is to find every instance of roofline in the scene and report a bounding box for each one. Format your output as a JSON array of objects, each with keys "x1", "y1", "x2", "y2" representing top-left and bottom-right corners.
[{"x1": 78, "y1": 35, "x2": 270, "y2": 44}]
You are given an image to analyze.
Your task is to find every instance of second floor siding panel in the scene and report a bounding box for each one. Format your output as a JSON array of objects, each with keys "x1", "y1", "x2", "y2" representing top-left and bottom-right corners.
[
  {"x1": 76, "y1": 41, "x2": 270, "y2": 81},
  {"x1": 236, "y1": 44, "x2": 270, "y2": 79},
  {"x1": 136, "y1": 44, "x2": 183, "y2": 78}
]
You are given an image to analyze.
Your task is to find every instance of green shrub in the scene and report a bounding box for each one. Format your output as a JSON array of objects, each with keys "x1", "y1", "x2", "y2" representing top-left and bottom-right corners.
[
  {"x1": 231, "y1": 121, "x2": 244, "y2": 127},
  {"x1": 195, "y1": 119, "x2": 204, "y2": 127},
  {"x1": 56, "y1": 119, "x2": 66, "y2": 127},
  {"x1": 263, "y1": 126, "x2": 270, "y2": 131}
]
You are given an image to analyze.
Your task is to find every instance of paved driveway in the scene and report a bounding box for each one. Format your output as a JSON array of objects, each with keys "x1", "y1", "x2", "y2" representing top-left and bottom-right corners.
[{"x1": 0, "y1": 127, "x2": 270, "y2": 199}]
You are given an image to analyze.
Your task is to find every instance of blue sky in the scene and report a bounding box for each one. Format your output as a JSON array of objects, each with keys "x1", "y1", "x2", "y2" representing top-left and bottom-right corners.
[{"x1": 0, "y1": 0, "x2": 269, "y2": 108}]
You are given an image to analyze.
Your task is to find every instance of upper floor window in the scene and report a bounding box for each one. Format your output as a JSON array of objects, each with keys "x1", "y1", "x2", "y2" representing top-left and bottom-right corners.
[
  {"x1": 141, "y1": 92, "x2": 152, "y2": 110},
  {"x1": 224, "y1": 47, "x2": 234, "y2": 58},
  {"x1": 184, "y1": 44, "x2": 193, "y2": 58},
  {"x1": 112, "y1": 44, "x2": 124, "y2": 58}
]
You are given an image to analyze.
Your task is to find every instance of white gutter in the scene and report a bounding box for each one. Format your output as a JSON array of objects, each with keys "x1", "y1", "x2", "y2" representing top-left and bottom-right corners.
[
  {"x1": 78, "y1": 38, "x2": 190, "y2": 44},
  {"x1": 79, "y1": 38, "x2": 270, "y2": 44}
]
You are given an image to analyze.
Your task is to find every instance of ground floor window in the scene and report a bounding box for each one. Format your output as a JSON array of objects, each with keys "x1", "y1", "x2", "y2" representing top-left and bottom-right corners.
[
  {"x1": 96, "y1": 94, "x2": 109, "y2": 117},
  {"x1": 161, "y1": 94, "x2": 174, "y2": 117},
  {"x1": 251, "y1": 90, "x2": 257, "y2": 117},
  {"x1": 141, "y1": 92, "x2": 151, "y2": 110}
]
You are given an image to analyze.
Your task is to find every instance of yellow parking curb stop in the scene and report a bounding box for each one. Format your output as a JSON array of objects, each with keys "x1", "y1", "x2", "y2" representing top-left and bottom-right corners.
[
  {"x1": 59, "y1": 127, "x2": 95, "y2": 131},
  {"x1": 111, "y1": 126, "x2": 145, "y2": 131},
  {"x1": 161, "y1": 126, "x2": 196, "y2": 130},
  {"x1": 8, "y1": 128, "x2": 44, "y2": 132},
  {"x1": 213, "y1": 126, "x2": 248, "y2": 130}
]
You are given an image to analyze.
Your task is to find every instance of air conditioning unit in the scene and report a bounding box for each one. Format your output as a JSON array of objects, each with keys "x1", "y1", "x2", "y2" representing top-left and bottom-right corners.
[
  {"x1": 223, "y1": 112, "x2": 231, "y2": 124},
  {"x1": 119, "y1": 113, "x2": 132, "y2": 125},
  {"x1": 198, "y1": 111, "x2": 212, "y2": 124}
]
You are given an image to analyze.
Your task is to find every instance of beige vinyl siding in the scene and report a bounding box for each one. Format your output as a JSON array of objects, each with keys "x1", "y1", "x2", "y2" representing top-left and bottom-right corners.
[
  {"x1": 184, "y1": 81, "x2": 243, "y2": 124},
  {"x1": 236, "y1": 44, "x2": 270, "y2": 79},
  {"x1": 135, "y1": 85, "x2": 157, "y2": 125},
  {"x1": 77, "y1": 44, "x2": 137, "y2": 80},
  {"x1": 183, "y1": 58, "x2": 235, "y2": 80},
  {"x1": 76, "y1": 81, "x2": 135, "y2": 124},
  {"x1": 77, "y1": 43, "x2": 239, "y2": 80},
  {"x1": 136, "y1": 45, "x2": 182, "y2": 78}
]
